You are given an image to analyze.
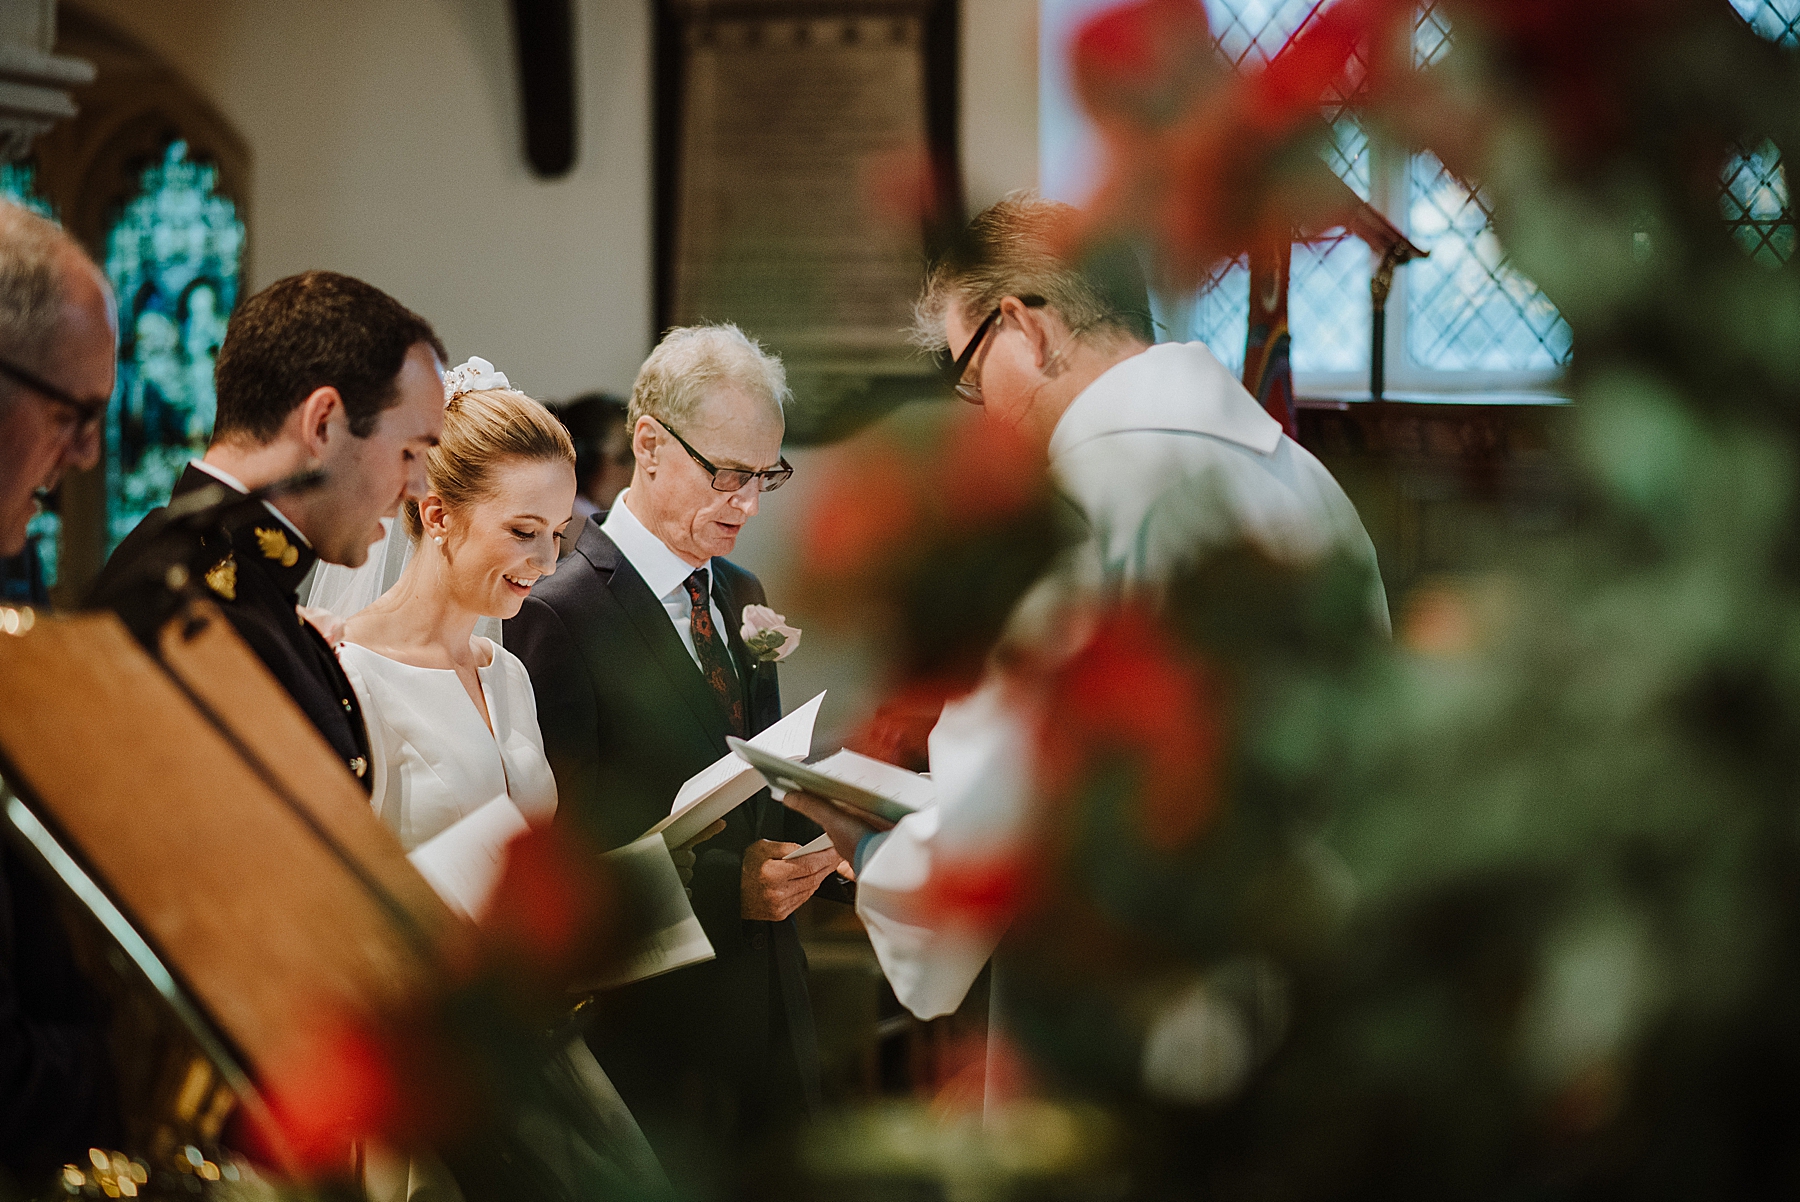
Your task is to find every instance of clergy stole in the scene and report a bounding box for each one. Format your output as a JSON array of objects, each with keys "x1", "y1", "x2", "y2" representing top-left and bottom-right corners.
[{"x1": 1244, "y1": 238, "x2": 1298, "y2": 441}]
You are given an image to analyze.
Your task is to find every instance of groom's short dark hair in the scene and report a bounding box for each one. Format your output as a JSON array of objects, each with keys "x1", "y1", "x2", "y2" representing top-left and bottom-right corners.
[{"x1": 212, "y1": 270, "x2": 447, "y2": 444}]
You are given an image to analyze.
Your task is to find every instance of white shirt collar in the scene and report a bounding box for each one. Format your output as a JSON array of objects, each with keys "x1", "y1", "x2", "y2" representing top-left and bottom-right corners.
[
  {"x1": 601, "y1": 487, "x2": 708, "y2": 599},
  {"x1": 1048, "y1": 341, "x2": 1284, "y2": 466},
  {"x1": 189, "y1": 458, "x2": 312, "y2": 547}
]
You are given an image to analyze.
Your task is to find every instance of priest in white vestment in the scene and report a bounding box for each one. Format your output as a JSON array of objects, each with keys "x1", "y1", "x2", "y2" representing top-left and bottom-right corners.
[{"x1": 785, "y1": 195, "x2": 1389, "y2": 1028}]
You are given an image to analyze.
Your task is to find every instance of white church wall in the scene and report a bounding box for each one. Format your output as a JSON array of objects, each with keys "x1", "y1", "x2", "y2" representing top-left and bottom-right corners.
[
  {"x1": 66, "y1": 0, "x2": 1042, "y2": 737},
  {"x1": 67, "y1": 0, "x2": 655, "y2": 400}
]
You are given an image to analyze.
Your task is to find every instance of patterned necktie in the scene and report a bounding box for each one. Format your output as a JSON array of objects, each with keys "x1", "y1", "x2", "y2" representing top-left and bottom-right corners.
[{"x1": 683, "y1": 566, "x2": 745, "y2": 737}]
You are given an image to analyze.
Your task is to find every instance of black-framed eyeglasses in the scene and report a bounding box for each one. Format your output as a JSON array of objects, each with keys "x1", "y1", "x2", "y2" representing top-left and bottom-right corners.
[
  {"x1": 0, "y1": 356, "x2": 108, "y2": 439},
  {"x1": 938, "y1": 294, "x2": 1046, "y2": 405},
  {"x1": 655, "y1": 418, "x2": 794, "y2": 493}
]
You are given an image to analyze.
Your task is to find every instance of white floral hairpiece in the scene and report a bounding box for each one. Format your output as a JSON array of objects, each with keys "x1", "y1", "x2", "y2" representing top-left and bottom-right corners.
[{"x1": 443, "y1": 356, "x2": 511, "y2": 402}]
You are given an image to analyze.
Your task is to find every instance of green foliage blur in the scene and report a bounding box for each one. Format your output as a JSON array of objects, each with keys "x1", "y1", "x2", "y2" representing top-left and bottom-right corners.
[{"x1": 805, "y1": 2, "x2": 1800, "y2": 1198}]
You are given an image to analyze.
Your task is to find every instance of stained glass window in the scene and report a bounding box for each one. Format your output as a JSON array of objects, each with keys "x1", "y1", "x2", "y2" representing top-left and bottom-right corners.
[
  {"x1": 1, "y1": 163, "x2": 62, "y2": 588},
  {"x1": 104, "y1": 141, "x2": 244, "y2": 549},
  {"x1": 1, "y1": 162, "x2": 53, "y2": 217}
]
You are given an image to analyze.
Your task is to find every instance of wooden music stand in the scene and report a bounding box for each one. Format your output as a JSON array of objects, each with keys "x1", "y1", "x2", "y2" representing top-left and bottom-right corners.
[{"x1": 0, "y1": 600, "x2": 470, "y2": 1165}]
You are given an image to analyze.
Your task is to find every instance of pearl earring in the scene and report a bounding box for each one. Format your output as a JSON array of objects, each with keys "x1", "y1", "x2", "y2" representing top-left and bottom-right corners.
[{"x1": 433, "y1": 535, "x2": 445, "y2": 546}]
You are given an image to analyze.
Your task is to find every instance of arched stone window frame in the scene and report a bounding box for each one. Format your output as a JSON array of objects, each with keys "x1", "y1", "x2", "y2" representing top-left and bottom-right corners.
[{"x1": 27, "y1": 5, "x2": 250, "y2": 604}]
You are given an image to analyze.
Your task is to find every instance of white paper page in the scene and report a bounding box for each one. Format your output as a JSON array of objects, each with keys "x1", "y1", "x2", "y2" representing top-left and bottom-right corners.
[
  {"x1": 667, "y1": 691, "x2": 826, "y2": 814},
  {"x1": 647, "y1": 691, "x2": 826, "y2": 848},
  {"x1": 407, "y1": 794, "x2": 530, "y2": 921},
  {"x1": 578, "y1": 833, "x2": 716, "y2": 991},
  {"x1": 782, "y1": 833, "x2": 834, "y2": 861},
  {"x1": 811, "y1": 749, "x2": 937, "y2": 811}
]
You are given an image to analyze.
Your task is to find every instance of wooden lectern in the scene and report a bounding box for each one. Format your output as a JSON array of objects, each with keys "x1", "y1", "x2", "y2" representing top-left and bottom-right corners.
[{"x1": 0, "y1": 600, "x2": 469, "y2": 1167}]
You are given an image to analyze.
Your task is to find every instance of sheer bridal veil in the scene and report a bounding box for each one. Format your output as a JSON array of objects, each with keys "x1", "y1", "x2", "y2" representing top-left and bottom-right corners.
[
  {"x1": 299, "y1": 356, "x2": 515, "y2": 644},
  {"x1": 300, "y1": 515, "x2": 416, "y2": 618}
]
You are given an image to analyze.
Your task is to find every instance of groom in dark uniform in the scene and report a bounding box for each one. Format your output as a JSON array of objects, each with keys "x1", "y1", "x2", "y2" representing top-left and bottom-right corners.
[
  {"x1": 95, "y1": 271, "x2": 446, "y2": 784},
  {"x1": 507, "y1": 324, "x2": 845, "y2": 1175}
]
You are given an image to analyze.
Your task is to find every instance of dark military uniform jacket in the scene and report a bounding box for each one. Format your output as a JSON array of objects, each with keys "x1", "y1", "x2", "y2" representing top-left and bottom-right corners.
[{"x1": 95, "y1": 464, "x2": 373, "y2": 790}]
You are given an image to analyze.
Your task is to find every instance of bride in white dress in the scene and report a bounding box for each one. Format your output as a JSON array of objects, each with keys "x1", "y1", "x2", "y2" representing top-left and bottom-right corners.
[
  {"x1": 326, "y1": 359, "x2": 668, "y2": 1198},
  {"x1": 338, "y1": 362, "x2": 569, "y2": 879}
]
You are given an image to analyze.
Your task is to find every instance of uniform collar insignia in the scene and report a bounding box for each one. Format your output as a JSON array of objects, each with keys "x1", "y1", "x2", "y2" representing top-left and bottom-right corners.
[
  {"x1": 204, "y1": 554, "x2": 237, "y2": 601},
  {"x1": 254, "y1": 526, "x2": 300, "y2": 568}
]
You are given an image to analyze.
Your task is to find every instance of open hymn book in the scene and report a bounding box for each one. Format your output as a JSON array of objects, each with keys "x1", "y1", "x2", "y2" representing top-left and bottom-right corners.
[
  {"x1": 729, "y1": 739, "x2": 935, "y2": 861},
  {"x1": 644, "y1": 691, "x2": 827, "y2": 847}
]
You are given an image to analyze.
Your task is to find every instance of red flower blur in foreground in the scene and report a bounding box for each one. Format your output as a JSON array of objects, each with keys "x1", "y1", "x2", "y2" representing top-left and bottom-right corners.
[
  {"x1": 802, "y1": 441, "x2": 923, "y2": 582},
  {"x1": 862, "y1": 142, "x2": 957, "y2": 232},
  {"x1": 919, "y1": 851, "x2": 1039, "y2": 931},
  {"x1": 1068, "y1": 0, "x2": 1411, "y2": 285},
  {"x1": 927, "y1": 1029, "x2": 1037, "y2": 1115},
  {"x1": 1436, "y1": 0, "x2": 1684, "y2": 165},
  {"x1": 254, "y1": 1016, "x2": 401, "y2": 1177},
  {"x1": 845, "y1": 675, "x2": 973, "y2": 773},
  {"x1": 481, "y1": 823, "x2": 618, "y2": 979},
  {"x1": 940, "y1": 413, "x2": 1044, "y2": 527},
  {"x1": 1038, "y1": 607, "x2": 1226, "y2": 853}
]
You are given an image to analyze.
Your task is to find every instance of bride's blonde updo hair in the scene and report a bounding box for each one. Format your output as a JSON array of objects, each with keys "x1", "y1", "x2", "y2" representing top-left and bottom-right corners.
[{"x1": 402, "y1": 374, "x2": 576, "y2": 542}]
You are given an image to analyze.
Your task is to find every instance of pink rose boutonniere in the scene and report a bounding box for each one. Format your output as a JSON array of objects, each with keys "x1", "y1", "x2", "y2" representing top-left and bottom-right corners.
[{"x1": 741, "y1": 605, "x2": 802, "y2": 663}]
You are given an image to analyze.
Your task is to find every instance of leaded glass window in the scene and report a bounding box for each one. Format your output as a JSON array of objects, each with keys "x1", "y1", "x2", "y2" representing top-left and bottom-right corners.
[
  {"x1": 1044, "y1": 1, "x2": 1792, "y2": 390},
  {"x1": 1188, "y1": 256, "x2": 1250, "y2": 374},
  {"x1": 1203, "y1": 0, "x2": 1375, "y2": 375},
  {"x1": 1721, "y1": 138, "x2": 1794, "y2": 265},
  {"x1": 1041, "y1": 0, "x2": 1576, "y2": 394},
  {"x1": 1, "y1": 163, "x2": 62, "y2": 587},
  {"x1": 1404, "y1": 150, "x2": 1572, "y2": 370},
  {"x1": 104, "y1": 141, "x2": 244, "y2": 549},
  {"x1": 1403, "y1": 5, "x2": 1571, "y2": 373},
  {"x1": 1721, "y1": 3, "x2": 1796, "y2": 266},
  {"x1": 1731, "y1": 0, "x2": 1800, "y2": 43}
]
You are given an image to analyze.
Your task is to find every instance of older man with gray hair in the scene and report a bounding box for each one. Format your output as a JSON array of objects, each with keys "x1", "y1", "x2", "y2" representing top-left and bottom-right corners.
[
  {"x1": 507, "y1": 322, "x2": 847, "y2": 1177},
  {"x1": 0, "y1": 200, "x2": 122, "y2": 1183}
]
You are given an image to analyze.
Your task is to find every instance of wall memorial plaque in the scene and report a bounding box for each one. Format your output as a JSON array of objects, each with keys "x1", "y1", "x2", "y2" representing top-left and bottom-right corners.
[{"x1": 659, "y1": 0, "x2": 959, "y2": 433}]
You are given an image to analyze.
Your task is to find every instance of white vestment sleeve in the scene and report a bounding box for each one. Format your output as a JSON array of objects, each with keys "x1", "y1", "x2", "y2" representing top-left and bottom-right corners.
[{"x1": 856, "y1": 681, "x2": 1036, "y2": 1020}]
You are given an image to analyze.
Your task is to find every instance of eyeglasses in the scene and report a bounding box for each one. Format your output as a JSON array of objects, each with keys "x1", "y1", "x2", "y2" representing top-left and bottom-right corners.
[
  {"x1": 0, "y1": 356, "x2": 108, "y2": 440},
  {"x1": 655, "y1": 419, "x2": 793, "y2": 493},
  {"x1": 938, "y1": 295, "x2": 1046, "y2": 405}
]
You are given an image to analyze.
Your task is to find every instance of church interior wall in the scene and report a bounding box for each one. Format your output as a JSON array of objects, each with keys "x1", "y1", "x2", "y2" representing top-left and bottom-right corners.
[
  {"x1": 64, "y1": 0, "x2": 657, "y2": 400},
  {"x1": 52, "y1": 0, "x2": 1042, "y2": 739},
  {"x1": 62, "y1": 0, "x2": 1040, "y2": 399}
]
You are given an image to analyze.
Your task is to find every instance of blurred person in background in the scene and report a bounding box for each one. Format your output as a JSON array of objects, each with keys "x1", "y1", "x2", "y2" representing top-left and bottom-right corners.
[
  {"x1": 0, "y1": 200, "x2": 123, "y2": 1184},
  {"x1": 784, "y1": 194, "x2": 1387, "y2": 1026},
  {"x1": 554, "y1": 391, "x2": 634, "y2": 526}
]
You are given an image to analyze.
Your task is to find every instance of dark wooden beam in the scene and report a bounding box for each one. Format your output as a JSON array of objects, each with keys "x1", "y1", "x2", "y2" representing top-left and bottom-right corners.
[{"x1": 510, "y1": 0, "x2": 577, "y2": 178}]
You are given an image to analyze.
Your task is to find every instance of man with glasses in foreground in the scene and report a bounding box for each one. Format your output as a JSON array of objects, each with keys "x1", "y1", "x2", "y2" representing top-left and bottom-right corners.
[
  {"x1": 783, "y1": 194, "x2": 1388, "y2": 1089},
  {"x1": 507, "y1": 323, "x2": 846, "y2": 1183},
  {"x1": 0, "y1": 201, "x2": 123, "y2": 1183}
]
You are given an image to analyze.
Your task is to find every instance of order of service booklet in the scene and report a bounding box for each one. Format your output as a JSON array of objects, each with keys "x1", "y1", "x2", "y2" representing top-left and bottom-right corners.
[
  {"x1": 643, "y1": 691, "x2": 826, "y2": 848},
  {"x1": 578, "y1": 832, "x2": 717, "y2": 992},
  {"x1": 729, "y1": 741, "x2": 935, "y2": 829},
  {"x1": 405, "y1": 800, "x2": 718, "y2": 991}
]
